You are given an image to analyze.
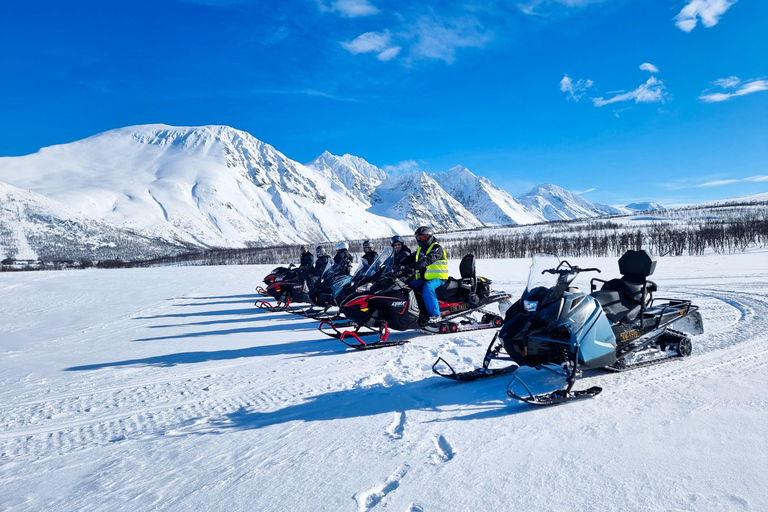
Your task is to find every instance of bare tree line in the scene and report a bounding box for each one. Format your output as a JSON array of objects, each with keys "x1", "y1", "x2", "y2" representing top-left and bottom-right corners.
[{"x1": 4, "y1": 203, "x2": 766, "y2": 271}]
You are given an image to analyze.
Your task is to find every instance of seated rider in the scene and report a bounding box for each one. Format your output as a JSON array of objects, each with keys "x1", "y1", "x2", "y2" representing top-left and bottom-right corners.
[
  {"x1": 361, "y1": 240, "x2": 378, "y2": 266},
  {"x1": 310, "y1": 246, "x2": 331, "y2": 286},
  {"x1": 334, "y1": 242, "x2": 354, "y2": 275},
  {"x1": 298, "y1": 246, "x2": 314, "y2": 277},
  {"x1": 407, "y1": 226, "x2": 448, "y2": 324},
  {"x1": 390, "y1": 235, "x2": 412, "y2": 268}
]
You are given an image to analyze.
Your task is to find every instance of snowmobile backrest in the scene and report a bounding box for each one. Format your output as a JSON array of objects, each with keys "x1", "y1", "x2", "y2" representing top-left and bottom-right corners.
[
  {"x1": 618, "y1": 250, "x2": 656, "y2": 281},
  {"x1": 459, "y1": 254, "x2": 476, "y2": 279},
  {"x1": 459, "y1": 254, "x2": 477, "y2": 295}
]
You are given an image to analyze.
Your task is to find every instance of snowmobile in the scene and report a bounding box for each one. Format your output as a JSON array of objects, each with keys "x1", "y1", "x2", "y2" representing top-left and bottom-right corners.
[
  {"x1": 254, "y1": 264, "x2": 320, "y2": 314},
  {"x1": 432, "y1": 250, "x2": 704, "y2": 406},
  {"x1": 256, "y1": 265, "x2": 294, "y2": 296},
  {"x1": 330, "y1": 249, "x2": 511, "y2": 350}
]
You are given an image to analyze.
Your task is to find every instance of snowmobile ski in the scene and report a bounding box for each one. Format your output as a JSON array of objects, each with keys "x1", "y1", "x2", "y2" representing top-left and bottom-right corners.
[
  {"x1": 338, "y1": 323, "x2": 410, "y2": 350},
  {"x1": 318, "y1": 320, "x2": 380, "y2": 340},
  {"x1": 506, "y1": 378, "x2": 603, "y2": 406},
  {"x1": 432, "y1": 332, "x2": 519, "y2": 381}
]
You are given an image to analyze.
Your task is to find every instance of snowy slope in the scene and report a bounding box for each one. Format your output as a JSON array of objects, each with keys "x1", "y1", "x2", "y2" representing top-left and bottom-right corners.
[
  {"x1": 305, "y1": 151, "x2": 386, "y2": 205},
  {"x1": 435, "y1": 166, "x2": 542, "y2": 225},
  {"x1": 0, "y1": 125, "x2": 410, "y2": 248},
  {"x1": 0, "y1": 181, "x2": 188, "y2": 261},
  {"x1": 519, "y1": 183, "x2": 628, "y2": 221},
  {"x1": 1, "y1": 250, "x2": 767, "y2": 511},
  {"x1": 625, "y1": 201, "x2": 665, "y2": 212},
  {"x1": 369, "y1": 172, "x2": 485, "y2": 231}
]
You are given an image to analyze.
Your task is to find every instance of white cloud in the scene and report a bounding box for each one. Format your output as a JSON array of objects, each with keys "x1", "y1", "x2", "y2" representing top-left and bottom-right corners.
[
  {"x1": 407, "y1": 15, "x2": 493, "y2": 64},
  {"x1": 675, "y1": 0, "x2": 737, "y2": 32},
  {"x1": 696, "y1": 175, "x2": 768, "y2": 187},
  {"x1": 698, "y1": 179, "x2": 740, "y2": 187},
  {"x1": 640, "y1": 63, "x2": 659, "y2": 74},
  {"x1": 592, "y1": 76, "x2": 668, "y2": 107},
  {"x1": 317, "y1": 0, "x2": 379, "y2": 18},
  {"x1": 560, "y1": 74, "x2": 593, "y2": 101},
  {"x1": 340, "y1": 31, "x2": 391, "y2": 54},
  {"x1": 699, "y1": 78, "x2": 768, "y2": 102},
  {"x1": 383, "y1": 160, "x2": 420, "y2": 175},
  {"x1": 376, "y1": 46, "x2": 401, "y2": 61},
  {"x1": 518, "y1": 0, "x2": 607, "y2": 15},
  {"x1": 714, "y1": 76, "x2": 740, "y2": 88}
]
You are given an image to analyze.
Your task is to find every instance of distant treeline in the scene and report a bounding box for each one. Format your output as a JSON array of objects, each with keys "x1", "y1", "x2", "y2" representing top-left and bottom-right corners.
[
  {"x1": 127, "y1": 205, "x2": 768, "y2": 267},
  {"x1": 4, "y1": 203, "x2": 766, "y2": 271}
]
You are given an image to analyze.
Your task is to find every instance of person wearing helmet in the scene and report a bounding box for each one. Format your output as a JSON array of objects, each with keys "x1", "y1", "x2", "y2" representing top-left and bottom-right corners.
[
  {"x1": 408, "y1": 226, "x2": 448, "y2": 324},
  {"x1": 334, "y1": 241, "x2": 353, "y2": 275},
  {"x1": 298, "y1": 245, "x2": 314, "y2": 277},
  {"x1": 312, "y1": 246, "x2": 332, "y2": 281},
  {"x1": 390, "y1": 235, "x2": 412, "y2": 267},
  {"x1": 361, "y1": 240, "x2": 378, "y2": 266}
]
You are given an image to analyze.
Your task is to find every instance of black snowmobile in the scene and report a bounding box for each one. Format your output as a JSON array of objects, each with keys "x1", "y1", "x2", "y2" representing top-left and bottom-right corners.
[
  {"x1": 433, "y1": 250, "x2": 704, "y2": 406},
  {"x1": 330, "y1": 248, "x2": 511, "y2": 350},
  {"x1": 254, "y1": 264, "x2": 320, "y2": 314},
  {"x1": 256, "y1": 265, "x2": 294, "y2": 297}
]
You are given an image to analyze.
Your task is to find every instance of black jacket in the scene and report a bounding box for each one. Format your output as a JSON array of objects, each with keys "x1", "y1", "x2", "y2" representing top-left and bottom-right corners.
[
  {"x1": 362, "y1": 250, "x2": 378, "y2": 266},
  {"x1": 392, "y1": 245, "x2": 412, "y2": 267},
  {"x1": 334, "y1": 249, "x2": 353, "y2": 274},
  {"x1": 300, "y1": 252, "x2": 314, "y2": 269},
  {"x1": 313, "y1": 254, "x2": 331, "y2": 277}
]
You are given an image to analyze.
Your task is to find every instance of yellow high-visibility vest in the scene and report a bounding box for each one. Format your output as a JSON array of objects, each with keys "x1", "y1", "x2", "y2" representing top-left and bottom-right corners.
[{"x1": 415, "y1": 242, "x2": 448, "y2": 280}]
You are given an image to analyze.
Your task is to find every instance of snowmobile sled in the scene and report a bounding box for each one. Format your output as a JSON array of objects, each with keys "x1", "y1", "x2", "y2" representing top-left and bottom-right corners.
[
  {"x1": 254, "y1": 264, "x2": 321, "y2": 314},
  {"x1": 433, "y1": 250, "x2": 704, "y2": 406},
  {"x1": 332, "y1": 250, "x2": 511, "y2": 350},
  {"x1": 256, "y1": 265, "x2": 294, "y2": 296}
]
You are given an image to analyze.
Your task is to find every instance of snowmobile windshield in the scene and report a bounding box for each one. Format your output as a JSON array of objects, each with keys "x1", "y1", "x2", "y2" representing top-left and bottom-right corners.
[
  {"x1": 321, "y1": 263, "x2": 340, "y2": 281},
  {"x1": 521, "y1": 253, "x2": 561, "y2": 311},
  {"x1": 363, "y1": 246, "x2": 394, "y2": 279}
]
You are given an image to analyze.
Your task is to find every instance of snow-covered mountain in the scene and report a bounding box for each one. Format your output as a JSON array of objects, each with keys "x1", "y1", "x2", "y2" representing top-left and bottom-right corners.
[
  {"x1": 0, "y1": 125, "x2": 410, "y2": 252},
  {"x1": 0, "y1": 181, "x2": 188, "y2": 261},
  {"x1": 304, "y1": 151, "x2": 386, "y2": 205},
  {"x1": 625, "y1": 202, "x2": 665, "y2": 212},
  {"x1": 518, "y1": 184, "x2": 628, "y2": 221},
  {"x1": 435, "y1": 166, "x2": 541, "y2": 225},
  {"x1": 0, "y1": 124, "x2": 669, "y2": 261},
  {"x1": 369, "y1": 172, "x2": 485, "y2": 231}
]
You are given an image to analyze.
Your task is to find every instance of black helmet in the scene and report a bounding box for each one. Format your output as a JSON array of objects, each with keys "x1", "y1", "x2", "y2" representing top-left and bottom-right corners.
[
  {"x1": 300, "y1": 245, "x2": 307, "y2": 253},
  {"x1": 316, "y1": 246, "x2": 325, "y2": 256},
  {"x1": 390, "y1": 235, "x2": 404, "y2": 246},
  {"x1": 414, "y1": 226, "x2": 434, "y2": 248},
  {"x1": 362, "y1": 240, "x2": 372, "y2": 250}
]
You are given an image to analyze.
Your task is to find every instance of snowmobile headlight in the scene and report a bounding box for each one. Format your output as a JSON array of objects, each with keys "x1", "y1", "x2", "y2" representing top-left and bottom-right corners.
[
  {"x1": 356, "y1": 282, "x2": 373, "y2": 293},
  {"x1": 523, "y1": 300, "x2": 538, "y2": 312},
  {"x1": 274, "y1": 276, "x2": 284, "y2": 282}
]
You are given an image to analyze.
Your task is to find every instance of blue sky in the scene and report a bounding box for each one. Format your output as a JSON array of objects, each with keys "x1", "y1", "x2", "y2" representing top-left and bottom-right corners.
[{"x1": 0, "y1": 0, "x2": 766, "y2": 206}]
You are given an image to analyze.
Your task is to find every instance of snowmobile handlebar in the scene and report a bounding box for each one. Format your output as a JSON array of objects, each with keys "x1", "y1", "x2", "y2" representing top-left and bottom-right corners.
[{"x1": 541, "y1": 266, "x2": 601, "y2": 275}]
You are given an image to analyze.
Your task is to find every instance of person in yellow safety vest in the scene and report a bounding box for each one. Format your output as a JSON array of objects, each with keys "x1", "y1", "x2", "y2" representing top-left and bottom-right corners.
[{"x1": 408, "y1": 226, "x2": 448, "y2": 324}]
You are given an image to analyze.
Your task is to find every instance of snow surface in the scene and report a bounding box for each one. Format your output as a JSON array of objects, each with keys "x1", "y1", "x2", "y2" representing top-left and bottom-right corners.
[{"x1": 2, "y1": 250, "x2": 767, "y2": 511}]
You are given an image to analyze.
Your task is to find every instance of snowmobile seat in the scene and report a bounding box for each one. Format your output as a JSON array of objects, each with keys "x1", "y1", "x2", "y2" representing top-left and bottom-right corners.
[
  {"x1": 435, "y1": 279, "x2": 464, "y2": 302},
  {"x1": 591, "y1": 250, "x2": 658, "y2": 323},
  {"x1": 434, "y1": 254, "x2": 477, "y2": 302},
  {"x1": 592, "y1": 289, "x2": 642, "y2": 323}
]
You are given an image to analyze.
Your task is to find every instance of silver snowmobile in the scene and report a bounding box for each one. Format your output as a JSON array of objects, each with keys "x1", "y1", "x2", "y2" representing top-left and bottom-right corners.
[{"x1": 433, "y1": 250, "x2": 704, "y2": 406}]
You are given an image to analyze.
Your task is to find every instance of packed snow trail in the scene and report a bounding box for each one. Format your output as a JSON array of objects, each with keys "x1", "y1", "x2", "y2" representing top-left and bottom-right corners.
[{"x1": 1, "y1": 251, "x2": 767, "y2": 511}]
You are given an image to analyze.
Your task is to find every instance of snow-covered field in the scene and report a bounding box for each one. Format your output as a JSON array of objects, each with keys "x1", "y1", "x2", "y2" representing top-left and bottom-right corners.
[{"x1": 2, "y1": 251, "x2": 768, "y2": 511}]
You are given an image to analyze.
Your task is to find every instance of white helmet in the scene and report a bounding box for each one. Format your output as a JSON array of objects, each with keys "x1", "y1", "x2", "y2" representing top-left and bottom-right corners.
[{"x1": 336, "y1": 242, "x2": 349, "y2": 251}]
